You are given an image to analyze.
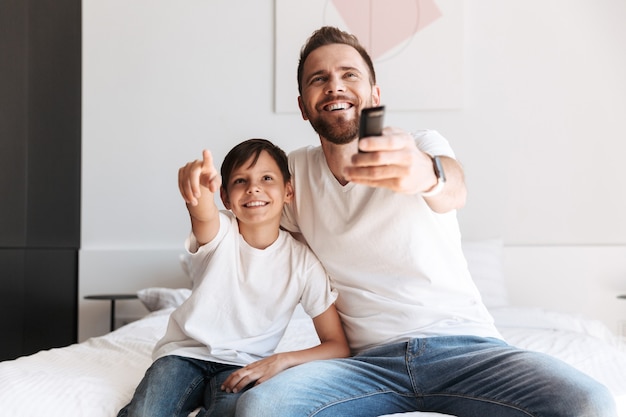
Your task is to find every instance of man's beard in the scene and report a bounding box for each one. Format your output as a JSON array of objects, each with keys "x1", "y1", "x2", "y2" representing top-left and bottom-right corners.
[{"x1": 307, "y1": 110, "x2": 359, "y2": 145}]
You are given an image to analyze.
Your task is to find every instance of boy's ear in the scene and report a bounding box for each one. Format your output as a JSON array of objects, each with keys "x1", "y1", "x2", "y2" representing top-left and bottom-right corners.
[
  {"x1": 284, "y1": 181, "x2": 294, "y2": 203},
  {"x1": 220, "y1": 186, "x2": 231, "y2": 209}
]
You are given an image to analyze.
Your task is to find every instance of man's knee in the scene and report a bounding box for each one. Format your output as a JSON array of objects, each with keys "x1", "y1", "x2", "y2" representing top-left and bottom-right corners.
[
  {"x1": 574, "y1": 383, "x2": 617, "y2": 417},
  {"x1": 235, "y1": 388, "x2": 271, "y2": 417}
]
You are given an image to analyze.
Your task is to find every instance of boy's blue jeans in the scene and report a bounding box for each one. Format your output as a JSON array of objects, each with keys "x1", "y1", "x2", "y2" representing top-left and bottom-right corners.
[
  {"x1": 117, "y1": 355, "x2": 245, "y2": 417},
  {"x1": 235, "y1": 336, "x2": 617, "y2": 417}
]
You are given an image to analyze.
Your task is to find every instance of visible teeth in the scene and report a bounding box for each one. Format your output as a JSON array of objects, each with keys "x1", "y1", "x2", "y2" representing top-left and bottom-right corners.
[
  {"x1": 326, "y1": 103, "x2": 348, "y2": 111},
  {"x1": 245, "y1": 201, "x2": 267, "y2": 207}
]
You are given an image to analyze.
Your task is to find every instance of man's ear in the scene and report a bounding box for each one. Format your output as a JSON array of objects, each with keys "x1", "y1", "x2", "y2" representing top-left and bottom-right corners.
[
  {"x1": 297, "y1": 96, "x2": 309, "y2": 121},
  {"x1": 371, "y1": 85, "x2": 381, "y2": 107},
  {"x1": 284, "y1": 181, "x2": 294, "y2": 203},
  {"x1": 220, "y1": 186, "x2": 231, "y2": 210}
]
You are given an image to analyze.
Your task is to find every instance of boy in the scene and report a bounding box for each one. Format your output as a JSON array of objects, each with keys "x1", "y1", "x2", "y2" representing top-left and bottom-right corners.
[{"x1": 118, "y1": 138, "x2": 349, "y2": 417}]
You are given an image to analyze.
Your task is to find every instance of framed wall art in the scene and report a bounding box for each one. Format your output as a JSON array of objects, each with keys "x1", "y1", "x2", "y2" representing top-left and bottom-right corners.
[{"x1": 275, "y1": 0, "x2": 464, "y2": 112}]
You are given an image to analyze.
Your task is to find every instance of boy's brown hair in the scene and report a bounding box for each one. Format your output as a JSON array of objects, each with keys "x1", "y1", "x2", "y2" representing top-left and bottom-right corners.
[{"x1": 220, "y1": 138, "x2": 290, "y2": 193}]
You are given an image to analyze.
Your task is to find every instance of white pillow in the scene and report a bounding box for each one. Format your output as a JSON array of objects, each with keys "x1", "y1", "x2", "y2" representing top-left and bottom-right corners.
[
  {"x1": 137, "y1": 287, "x2": 192, "y2": 312},
  {"x1": 142, "y1": 244, "x2": 507, "y2": 311},
  {"x1": 462, "y1": 239, "x2": 509, "y2": 308}
]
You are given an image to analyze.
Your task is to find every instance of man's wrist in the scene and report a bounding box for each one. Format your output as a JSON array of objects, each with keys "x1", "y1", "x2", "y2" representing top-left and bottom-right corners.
[{"x1": 420, "y1": 155, "x2": 446, "y2": 197}]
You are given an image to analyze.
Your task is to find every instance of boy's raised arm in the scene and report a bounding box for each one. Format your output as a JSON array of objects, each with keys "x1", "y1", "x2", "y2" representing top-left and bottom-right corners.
[{"x1": 178, "y1": 149, "x2": 222, "y2": 246}]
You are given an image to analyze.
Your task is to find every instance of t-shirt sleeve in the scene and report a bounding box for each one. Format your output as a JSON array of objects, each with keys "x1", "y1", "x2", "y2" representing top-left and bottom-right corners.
[
  {"x1": 299, "y1": 255, "x2": 338, "y2": 319},
  {"x1": 412, "y1": 130, "x2": 456, "y2": 159},
  {"x1": 182, "y1": 211, "x2": 233, "y2": 286}
]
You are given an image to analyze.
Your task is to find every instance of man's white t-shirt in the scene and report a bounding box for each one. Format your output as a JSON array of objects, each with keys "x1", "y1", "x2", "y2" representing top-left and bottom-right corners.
[
  {"x1": 281, "y1": 130, "x2": 501, "y2": 353},
  {"x1": 153, "y1": 211, "x2": 337, "y2": 365}
]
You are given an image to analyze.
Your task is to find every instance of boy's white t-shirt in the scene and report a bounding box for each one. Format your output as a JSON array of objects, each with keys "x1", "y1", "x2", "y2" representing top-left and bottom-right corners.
[
  {"x1": 153, "y1": 211, "x2": 336, "y2": 365},
  {"x1": 281, "y1": 130, "x2": 502, "y2": 353}
]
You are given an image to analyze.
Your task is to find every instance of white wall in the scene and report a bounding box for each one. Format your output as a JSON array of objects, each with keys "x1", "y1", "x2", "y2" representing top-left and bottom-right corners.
[
  {"x1": 504, "y1": 245, "x2": 626, "y2": 335},
  {"x1": 80, "y1": 0, "x2": 626, "y2": 341}
]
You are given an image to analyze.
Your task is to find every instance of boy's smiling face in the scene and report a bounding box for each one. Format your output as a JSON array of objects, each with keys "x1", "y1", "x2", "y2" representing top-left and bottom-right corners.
[{"x1": 221, "y1": 150, "x2": 293, "y2": 229}]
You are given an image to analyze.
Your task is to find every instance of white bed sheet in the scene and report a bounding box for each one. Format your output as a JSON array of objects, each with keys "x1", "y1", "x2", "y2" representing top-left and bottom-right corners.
[{"x1": 1, "y1": 306, "x2": 625, "y2": 417}]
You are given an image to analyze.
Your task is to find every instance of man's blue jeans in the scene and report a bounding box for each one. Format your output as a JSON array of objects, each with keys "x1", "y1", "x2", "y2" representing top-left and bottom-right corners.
[
  {"x1": 117, "y1": 355, "x2": 245, "y2": 417},
  {"x1": 235, "y1": 336, "x2": 617, "y2": 417}
]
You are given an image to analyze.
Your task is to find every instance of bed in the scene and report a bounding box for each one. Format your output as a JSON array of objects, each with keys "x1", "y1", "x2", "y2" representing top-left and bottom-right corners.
[{"x1": 1, "y1": 241, "x2": 625, "y2": 417}]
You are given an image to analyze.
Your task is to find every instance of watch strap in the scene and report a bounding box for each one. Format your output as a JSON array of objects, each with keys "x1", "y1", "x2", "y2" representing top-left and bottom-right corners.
[{"x1": 421, "y1": 155, "x2": 446, "y2": 197}]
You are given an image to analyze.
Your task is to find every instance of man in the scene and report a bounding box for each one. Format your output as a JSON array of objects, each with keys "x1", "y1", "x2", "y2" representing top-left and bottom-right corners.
[{"x1": 235, "y1": 26, "x2": 616, "y2": 417}]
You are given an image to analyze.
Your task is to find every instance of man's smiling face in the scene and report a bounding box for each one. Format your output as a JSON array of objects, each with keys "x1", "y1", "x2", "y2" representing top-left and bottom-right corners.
[{"x1": 298, "y1": 44, "x2": 380, "y2": 145}]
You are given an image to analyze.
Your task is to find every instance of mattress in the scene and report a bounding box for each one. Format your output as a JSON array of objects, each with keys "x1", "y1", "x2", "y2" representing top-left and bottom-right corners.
[{"x1": 0, "y1": 305, "x2": 625, "y2": 416}]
